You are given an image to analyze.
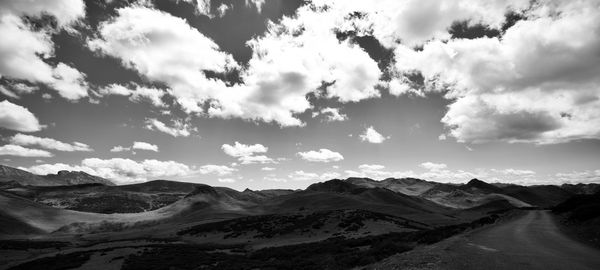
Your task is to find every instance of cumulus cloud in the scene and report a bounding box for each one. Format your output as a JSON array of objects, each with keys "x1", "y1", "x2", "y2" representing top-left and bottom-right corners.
[
  {"x1": 89, "y1": 4, "x2": 382, "y2": 127},
  {"x1": 132, "y1": 141, "x2": 159, "y2": 152},
  {"x1": 298, "y1": 148, "x2": 343, "y2": 163},
  {"x1": 238, "y1": 155, "x2": 276, "y2": 165},
  {"x1": 359, "y1": 126, "x2": 388, "y2": 143},
  {"x1": 391, "y1": 0, "x2": 600, "y2": 144},
  {"x1": 0, "y1": 100, "x2": 43, "y2": 132},
  {"x1": 222, "y1": 142, "x2": 267, "y2": 157},
  {"x1": 554, "y1": 170, "x2": 600, "y2": 184},
  {"x1": 312, "y1": 107, "x2": 348, "y2": 122},
  {"x1": 88, "y1": 6, "x2": 237, "y2": 113},
  {"x1": 198, "y1": 164, "x2": 237, "y2": 176},
  {"x1": 222, "y1": 141, "x2": 276, "y2": 165},
  {"x1": 218, "y1": 178, "x2": 236, "y2": 183},
  {"x1": 311, "y1": 0, "x2": 528, "y2": 47},
  {"x1": 9, "y1": 133, "x2": 92, "y2": 152},
  {"x1": 110, "y1": 145, "x2": 130, "y2": 153},
  {"x1": 24, "y1": 158, "x2": 195, "y2": 184},
  {"x1": 419, "y1": 162, "x2": 448, "y2": 171},
  {"x1": 145, "y1": 118, "x2": 195, "y2": 137},
  {"x1": 0, "y1": 144, "x2": 53, "y2": 157},
  {"x1": 100, "y1": 84, "x2": 169, "y2": 108},
  {"x1": 346, "y1": 164, "x2": 412, "y2": 180},
  {"x1": 0, "y1": 0, "x2": 89, "y2": 100},
  {"x1": 288, "y1": 170, "x2": 340, "y2": 181},
  {"x1": 245, "y1": 0, "x2": 266, "y2": 13},
  {"x1": 261, "y1": 167, "x2": 276, "y2": 171}
]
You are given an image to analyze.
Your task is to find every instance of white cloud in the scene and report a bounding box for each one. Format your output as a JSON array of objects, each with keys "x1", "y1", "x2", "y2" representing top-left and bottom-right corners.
[
  {"x1": 313, "y1": 107, "x2": 348, "y2": 122},
  {"x1": 245, "y1": 0, "x2": 266, "y2": 13},
  {"x1": 0, "y1": 0, "x2": 89, "y2": 100},
  {"x1": 218, "y1": 178, "x2": 236, "y2": 183},
  {"x1": 145, "y1": 118, "x2": 195, "y2": 137},
  {"x1": 221, "y1": 141, "x2": 267, "y2": 157},
  {"x1": 9, "y1": 133, "x2": 92, "y2": 152},
  {"x1": 261, "y1": 167, "x2": 276, "y2": 171},
  {"x1": 22, "y1": 163, "x2": 94, "y2": 175},
  {"x1": 288, "y1": 170, "x2": 319, "y2": 181},
  {"x1": 0, "y1": 100, "x2": 43, "y2": 132},
  {"x1": 0, "y1": 144, "x2": 53, "y2": 157},
  {"x1": 132, "y1": 141, "x2": 159, "y2": 152},
  {"x1": 25, "y1": 158, "x2": 196, "y2": 184},
  {"x1": 392, "y1": 0, "x2": 600, "y2": 144},
  {"x1": 100, "y1": 84, "x2": 168, "y2": 108},
  {"x1": 238, "y1": 155, "x2": 276, "y2": 165},
  {"x1": 359, "y1": 126, "x2": 388, "y2": 143},
  {"x1": 50, "y1": 63, "x2": 89, "y2": 100},
  {"x1": 0, "y1": 86, "x2": 19, "y2": 99},
  {"x1": 298, "y1": 148, "x2": 343, "y2": 163},
  {"x1": 347, "y1": 164, "x2": 412, "y2": 180},
  {"x1": 198, "y1": 164, "x2": 237, "y2": 176},
  {"x1": 89, "y1": 4, "x2": 383, "y2": 127},
  {"x1": 0, "y1": 0, "x2": 86, "y2": 27},
  {"x1": 419, "y1": 162, "x2": 448, "y2": 171},
  {"x1": 89, "y1": 6, "x2": 237, "y2": 113},
  {"x1": 216, "y1": 3, "x2": 229, "y2": 17},
  {"x1": 110, "y1": 145, "x2": 130, "y2": 153},
  {"x1": 310, "y1": 0, "x2": 528, "y2": 48},
  {"x1": 554, "y1": 170, "x2": 600, "y2": 184}
]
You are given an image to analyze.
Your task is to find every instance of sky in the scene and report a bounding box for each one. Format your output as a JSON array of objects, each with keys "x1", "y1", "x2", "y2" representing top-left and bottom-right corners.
[{"x1": 0, "y1": 0, "x2": 599, "y2": 190}]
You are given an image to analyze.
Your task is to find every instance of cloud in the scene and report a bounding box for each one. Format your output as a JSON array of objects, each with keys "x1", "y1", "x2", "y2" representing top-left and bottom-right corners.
[
  {"x1": 216, "y1": 3, "x2": 229, "y2": 17},
  {"x1": 346, "y1": 164, "x2": 412, "y2": 180},
  {"x1": 110, "y1": 145, "x2": 130, "y2": 153},
  {"x1": 25, "y1": 158, "x2": 195, "y2": 184},
  {"x1": 0, "y1": 0, "x2": 89, "y2": 100},
  {"x1": 288, "y1": 170, "x2": 319, "y2": 181},
  {"x1": 391, "y1": 0, "x2": 600, "y2": 144},
  {"x1": 89, "y1": 6, "x2": 237, "y2": 113},
  {"x1": 218, "y1": 178, "x2": 236, "y2": 183},
  {"x1": 222, "y1": 142, "x2": 267, "y2": 157},
  {"x1": 238, "y1": 155, "x2": 276, "y2": 165},
  {"x1": 132, "y1": 141, "x2": 159, "y2": 152},
  {"x1": 198, "y1": 164, "x2": 237, "y2": 176},
  {"x1": 245, "y1": 0, "x2": 266, "y2": 13},
  {"x1": 313, "y1": 107, "x2": 348, "y2": 122},
  {"x1": 554, "y1": 170, "x2": 600, "y2": 184},
  {"x1": 0, "y1": 100, "x2": 43, "y2": 132},
  {"x1": 261, "y1": 167, "x2": 276, "y2": 171},
  {"x1": 310, "y1": 0, "x2": 528, "y2": 48},
  {"x1": 89, "y1": 4, "x2": 382, "y2": 127},
  {"x1": 359, "y1": 126, "x2": 388, "y2": 143},
  {"x1": 9, "y1": 133, "x2": 92, "y2": 152},
  {"x1": 100, "y1": 84, "x2": 169, "y2": 108},
  {"x1": 298, "y1": 148, "x2": 343, "y2": 163},
  {"x1": 287, "y1": 170, "x2": 340, "y2": 181},
  {"x1": 222, "y1": 141, "x2": 277, "y2": 165},
  {"x1": 0, "y1": 144, "x2": 53, "y2": 157},
  {"x1": 144, "y1": 118, "x2": 195, "y2": 137},
  {"x1": 419, "y1": 162, "x2": 448, "y2": 171},
  {"x1": 50, "y1": 63, "x2": 89, "y2": 100}
]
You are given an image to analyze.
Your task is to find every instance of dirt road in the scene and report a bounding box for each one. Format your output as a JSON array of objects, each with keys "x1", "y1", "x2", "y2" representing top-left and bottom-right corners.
[{"x1": 439, "y1": 210, "x2": 600, "y2": 269}]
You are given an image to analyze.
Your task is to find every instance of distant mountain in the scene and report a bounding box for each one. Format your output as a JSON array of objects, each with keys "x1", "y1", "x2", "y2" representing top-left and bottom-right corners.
[
  {"x1": 347, "y1": 177, "x2": 436, "y2": 196},
  {"x1": 0, "y1": 164, "x2": 114, "y2": 186},
  {"x1": 347, "y1": 177, "x2": 583, "y2": 209}
]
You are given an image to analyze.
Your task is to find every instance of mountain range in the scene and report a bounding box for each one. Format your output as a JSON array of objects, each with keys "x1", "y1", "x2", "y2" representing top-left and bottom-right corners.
[{"x1": 0, "y1": 163, "x2": 599, "y2": 269}]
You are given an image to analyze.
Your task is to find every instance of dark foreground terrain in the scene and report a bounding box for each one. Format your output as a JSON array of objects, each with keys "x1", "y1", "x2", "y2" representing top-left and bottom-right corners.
[{"x1": 0, "y1": 164, "x2": 599, "y2": 269}]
